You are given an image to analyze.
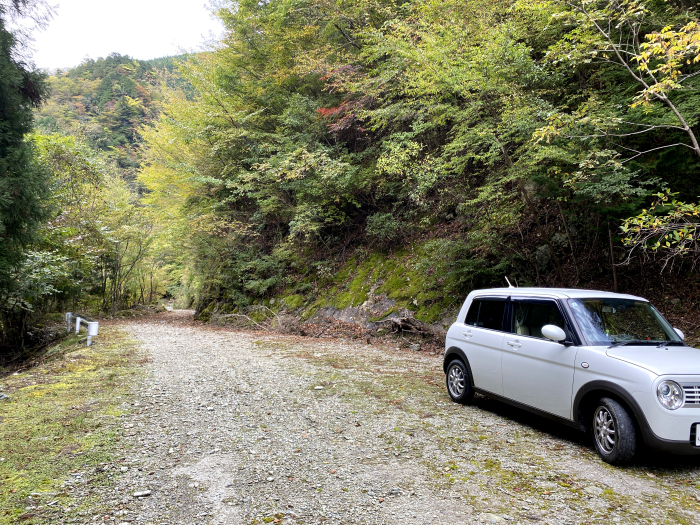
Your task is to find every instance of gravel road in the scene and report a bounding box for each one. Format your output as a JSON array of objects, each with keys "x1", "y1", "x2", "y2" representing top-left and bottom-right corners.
[{"x1": 104, "y1": 310, "x2": 700, "y2": 525}]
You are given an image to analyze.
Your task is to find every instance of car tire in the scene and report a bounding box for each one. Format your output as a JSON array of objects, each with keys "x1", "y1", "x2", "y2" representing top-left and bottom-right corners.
[
  {"x1": 592, "y1": 397, "x2": 636, "y2": 465},
  {"x1": 446, "y1": 359, "x2": 474, "y2": 404}
]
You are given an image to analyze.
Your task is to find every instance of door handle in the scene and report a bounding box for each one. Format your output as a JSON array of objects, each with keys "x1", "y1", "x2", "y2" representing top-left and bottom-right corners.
[
  {"x1": 506, "y1": 341, "x2": 522, "y2": 348},
  {"x1": 462, "y1": 330, "x2": 473, "y2": 338}
]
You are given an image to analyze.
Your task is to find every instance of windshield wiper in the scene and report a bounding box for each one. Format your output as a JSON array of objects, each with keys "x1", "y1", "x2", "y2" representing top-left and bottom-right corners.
[
  {"x1": 608, "y1": 340, "x2": 666, "y2": 347},
  {"x1": 609, "y1": 340, "x2": 685, "y2": 348},
  {"x1": 657, "y1": 340, "x2": 686, "y2": 348},
  {"x1": 608, "y1": 340, "x2": 644, "y2": 348}
]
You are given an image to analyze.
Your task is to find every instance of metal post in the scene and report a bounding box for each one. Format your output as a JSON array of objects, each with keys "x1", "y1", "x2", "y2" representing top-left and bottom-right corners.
[
  {"x1": 87, "y1": 322, "x2": 98, "y2": 347},
  {"x1": 66, "y1": 313, "x2": 99, "y2": 346}
]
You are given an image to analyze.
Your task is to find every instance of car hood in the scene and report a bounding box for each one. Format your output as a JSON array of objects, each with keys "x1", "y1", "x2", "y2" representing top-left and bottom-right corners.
[{"x1": 606, "y1": 345, "x2": 700, "y2": 375}]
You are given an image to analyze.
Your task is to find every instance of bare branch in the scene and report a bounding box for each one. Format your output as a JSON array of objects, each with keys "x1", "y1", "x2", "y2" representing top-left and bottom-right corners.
[
  {"x1": 334, "y1": 23, "x2": 361, "y2": 51},
  {"x1": 616, "y1": 120, "x2": 684, "y2": 130},
  {"x1": 615, "y1": 142, "x2": 696, "y2": 162},
  {"x1": 677, "y1": 69, "x2": 700, "y2": 85},
  {"x1": 566, "y1": 126, "x2": 684, "y2": 139}
]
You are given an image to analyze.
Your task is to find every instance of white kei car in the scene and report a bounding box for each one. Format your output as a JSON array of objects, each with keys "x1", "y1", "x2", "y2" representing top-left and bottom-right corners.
[{"x1": 443, "y1": 287, "x2": 700, "y2": 464}]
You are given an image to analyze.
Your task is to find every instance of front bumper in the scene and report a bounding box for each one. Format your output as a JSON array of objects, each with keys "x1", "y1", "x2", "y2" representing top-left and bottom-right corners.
[
  {"x1": 641, "y1": 425, "x2": 700, "y2": 455},
  {"x1": 633, "y1": 384, "x2": 700, "y2": 454}
]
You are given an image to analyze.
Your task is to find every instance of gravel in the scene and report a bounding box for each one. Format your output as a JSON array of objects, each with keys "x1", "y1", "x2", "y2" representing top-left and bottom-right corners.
[{"x1": 97, "y1": 310, "x2": 700, "y2": 524}]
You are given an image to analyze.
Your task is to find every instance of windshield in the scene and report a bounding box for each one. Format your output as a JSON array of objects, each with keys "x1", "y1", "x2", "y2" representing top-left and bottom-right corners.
[{"x1": 567, "y1": 298, "x2": 681, "y2": 346}]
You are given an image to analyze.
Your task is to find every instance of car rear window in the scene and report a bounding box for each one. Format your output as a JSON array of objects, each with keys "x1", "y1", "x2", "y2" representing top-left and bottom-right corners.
[{"x1": 465, "y1": 299, "x2": 506, "y2": 331}]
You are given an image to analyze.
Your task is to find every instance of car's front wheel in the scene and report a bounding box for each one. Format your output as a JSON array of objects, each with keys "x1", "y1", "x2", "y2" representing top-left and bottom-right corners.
[
  {"x1": 446, "y1": 359, "x2": 474, "y2": 404},
  {"x1": 592, "y1": 397, "x2": 636, "y2": 465}
]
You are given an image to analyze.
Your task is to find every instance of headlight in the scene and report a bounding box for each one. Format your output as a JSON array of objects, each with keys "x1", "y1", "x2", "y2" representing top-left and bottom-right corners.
[{"x1": 657, "y1": 380, "x2": 684, "y2": 410}]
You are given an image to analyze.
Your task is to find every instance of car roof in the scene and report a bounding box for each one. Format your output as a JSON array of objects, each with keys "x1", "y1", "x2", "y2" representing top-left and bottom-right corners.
[{"x1": 469, "y1": 287, "x2": 647, "y2": 301}]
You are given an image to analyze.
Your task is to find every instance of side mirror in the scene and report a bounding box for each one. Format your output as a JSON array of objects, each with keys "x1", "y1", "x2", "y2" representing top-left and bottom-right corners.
[
  {"x1": 674, "y1": 327, "x2": 685, "y2": 340},
  {"x1": 542, "y1": 324, "x2": 567, "y2": 342}
]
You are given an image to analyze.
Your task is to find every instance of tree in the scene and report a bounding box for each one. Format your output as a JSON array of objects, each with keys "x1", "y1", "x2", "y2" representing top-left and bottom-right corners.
[
  {"x1": 538, "y1": 0, "x2": 700, "y2": 159},
  {"x1": 536, "y1": 1, "x2": 700, "y2": 271},
  {"x1": 0, "y1": 8, "x2": 47, "y2": 297},
  {"x1": 136, "y1": 0, "x2": 700, "y2": 318},
  {"x1": 0, "y1": 1, "x2": 50, "y2": 350}
]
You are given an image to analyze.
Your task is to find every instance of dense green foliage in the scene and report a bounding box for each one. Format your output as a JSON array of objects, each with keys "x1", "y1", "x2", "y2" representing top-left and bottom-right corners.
[
  {"x1": 6, "y1": 0, "x2": 700, "y2": 355},
  {"x1": 2, "y1": 50, "x2": 176, "y2": 355},
  {"x1": 25, "y1": 55, "x2": 181, "y2": 322},
  {"x1": 138, "y1": 0, "x2": 700, "y2": 322},
  {"x1": 34, "y1": 53, "x2": 186, "y2": 179},
  {"x1": 0, "y1": 2, "x2": 51, "y2": 349}
]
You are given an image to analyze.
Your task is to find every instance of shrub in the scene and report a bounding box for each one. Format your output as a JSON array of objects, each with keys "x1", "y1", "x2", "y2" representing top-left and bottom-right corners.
[{"x1": 366, "y1": 213, "x2": 403, "y2": 244}]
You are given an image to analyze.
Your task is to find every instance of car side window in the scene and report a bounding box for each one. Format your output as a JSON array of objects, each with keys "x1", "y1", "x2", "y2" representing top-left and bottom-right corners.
[
  {"x1": 465, "y1": 299, "x2": 506, "y2": 331},
  {"x1": 465, "y1": 301, "x2": 480, "y2": 326},
  {"x1": 511, "y1": 301, "x2": 565, "y2": 339}
]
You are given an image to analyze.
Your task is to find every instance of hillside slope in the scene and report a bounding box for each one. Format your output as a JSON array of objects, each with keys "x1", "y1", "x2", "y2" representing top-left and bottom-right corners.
[{"x1": 133, "y1": 0, "x2": 700, "y2": 346}]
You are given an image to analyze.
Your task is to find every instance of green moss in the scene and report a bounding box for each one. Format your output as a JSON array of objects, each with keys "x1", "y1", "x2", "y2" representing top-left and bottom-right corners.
[
  {"x1": 416, "y1": 303, "x2": 444, "y2": 324},
  {"x1": 369, "y1": 306, "x2": 398, "y2": 322},
  {"x1": 282, "y1": 294, "x2": 305, "y2": 310},
  {"x1": 331, "y1": 291, "x2": 355, "y2": 309},
  {"x1": 278, "y1": 241, "x2": 460, "y2": 325},
  {"x1": 196, "y1": 301, "x2": 215, "y2": 322},
  {"x1": 327, "y1": 255, "x2": 380, "y2": 309},
  {"x1": 0, "y1": 327, "x2": 142, "y2": 524},
  {"x1": 332, "y1": 257, "x2": 356, "y2": 284},
  {"x1": 300, "y1": 304, "x2": 320, "y2": 321}
]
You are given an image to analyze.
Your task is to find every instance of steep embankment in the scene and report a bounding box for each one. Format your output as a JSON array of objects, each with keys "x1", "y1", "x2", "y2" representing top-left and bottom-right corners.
[{"x1": 197, "y1": 245, "x2": 461, "y2": 337}]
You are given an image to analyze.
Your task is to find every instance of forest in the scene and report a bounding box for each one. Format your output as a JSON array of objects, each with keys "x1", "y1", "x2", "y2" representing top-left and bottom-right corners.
[{"x1": 2, "y1": 0, "x2": 700, "y2": 358}]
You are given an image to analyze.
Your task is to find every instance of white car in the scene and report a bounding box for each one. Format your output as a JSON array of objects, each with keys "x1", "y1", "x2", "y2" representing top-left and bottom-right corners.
[{"x1": 443, "y1": 287, "x2": 700, "y2": 464}]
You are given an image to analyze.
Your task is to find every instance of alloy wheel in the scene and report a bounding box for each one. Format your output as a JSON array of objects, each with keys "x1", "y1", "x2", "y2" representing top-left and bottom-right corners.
[
  {"x1": 594, "y1": 406, "x2": 616, "y2": 454},
  {"x1": 447, "y1": 364, "x2": 465, "y2": 398}
]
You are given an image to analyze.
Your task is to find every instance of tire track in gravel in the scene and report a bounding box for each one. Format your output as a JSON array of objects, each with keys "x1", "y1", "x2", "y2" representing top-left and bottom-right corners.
[{"x1": 106, "y1": 311, "x2": 700, "y2": 525}]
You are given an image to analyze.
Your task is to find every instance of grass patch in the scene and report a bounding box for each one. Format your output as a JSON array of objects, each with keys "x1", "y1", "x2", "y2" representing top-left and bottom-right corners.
[{"x1": 0, "y1": 327, "x2": 141, "y2": 524}]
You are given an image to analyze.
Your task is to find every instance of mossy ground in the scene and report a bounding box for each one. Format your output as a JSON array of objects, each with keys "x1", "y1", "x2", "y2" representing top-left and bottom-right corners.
[
  {"x1": 293, "y1": 244, "x2": 461, "y2": 325},
  {"x1": 198, "y1": 240, "x2": 464, "y2": 330},
  {"x1": 0, "y1": 327, "x2": 141, "y2": 524}
]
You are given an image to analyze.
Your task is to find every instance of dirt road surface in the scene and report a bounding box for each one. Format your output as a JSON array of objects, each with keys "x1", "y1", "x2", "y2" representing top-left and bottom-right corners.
[{"x1": 103, "y1": 310, "x2": 700, "y2": 524}]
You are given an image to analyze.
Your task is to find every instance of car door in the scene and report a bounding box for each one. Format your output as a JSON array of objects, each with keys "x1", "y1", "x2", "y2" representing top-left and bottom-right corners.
[
  {"x1": 460, "y1": 296, "x2": 507, "y2": 395},
  {"x1": 501, "y1": 298, "x2": 577, "y2": 419}
]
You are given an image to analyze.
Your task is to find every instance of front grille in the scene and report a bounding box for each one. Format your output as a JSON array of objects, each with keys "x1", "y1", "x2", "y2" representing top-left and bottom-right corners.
[{"x1": 682, "y1": 384, "x2": 700, "y2": 406}]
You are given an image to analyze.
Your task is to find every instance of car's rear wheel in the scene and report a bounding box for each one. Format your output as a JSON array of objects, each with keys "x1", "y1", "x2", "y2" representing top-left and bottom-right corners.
[
  {"x1": 446, "y1": 359, "x2": 474, "y2": 404},
  {"x1": 592, "y1": 397, "x2": 636, "y2": 465}
]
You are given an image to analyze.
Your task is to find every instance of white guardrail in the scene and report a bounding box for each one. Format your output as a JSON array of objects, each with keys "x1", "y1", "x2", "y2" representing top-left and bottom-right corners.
[{"x1": 65, "y1": 312, "x2": 99, "y2": 346}]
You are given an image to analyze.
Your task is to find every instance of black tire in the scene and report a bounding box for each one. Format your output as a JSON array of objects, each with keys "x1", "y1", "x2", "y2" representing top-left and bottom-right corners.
[
  {"x1": 445, "y1": 359, "x2": 474, "y2": 404},
  {"x1": 592, "y1": 397, "x2": 636, "y2": 465}
]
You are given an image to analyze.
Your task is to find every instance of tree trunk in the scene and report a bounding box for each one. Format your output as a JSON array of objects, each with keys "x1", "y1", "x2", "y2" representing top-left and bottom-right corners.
[
  {"x1": 519, "y1": 180, "x2": 566, "y2": 285},
  {"x1": 608, "y1": 225, "x2": 619, "y2": 293},
  {"x1": 558, "y1": 202, "x2": 580, "y2": 286}
]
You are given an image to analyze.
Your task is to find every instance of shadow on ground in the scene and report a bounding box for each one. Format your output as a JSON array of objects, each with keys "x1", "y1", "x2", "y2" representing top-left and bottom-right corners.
[{"x1": 471, "y1": 393, "x2": 700, "y2": 470}]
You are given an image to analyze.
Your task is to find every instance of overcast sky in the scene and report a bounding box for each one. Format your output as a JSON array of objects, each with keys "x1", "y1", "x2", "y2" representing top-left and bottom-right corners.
[{"x1": 31, "y1": 0, "x2": 223, "y2": 70}]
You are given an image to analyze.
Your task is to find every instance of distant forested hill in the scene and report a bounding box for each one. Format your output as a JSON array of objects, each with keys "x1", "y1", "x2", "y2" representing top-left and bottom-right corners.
[
  {"x1": 0, "y1": 53, "x2": 194, "y2": 352},
  {"x1": 35, "y1": 53, "x2": 187, "y2": 180}
]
